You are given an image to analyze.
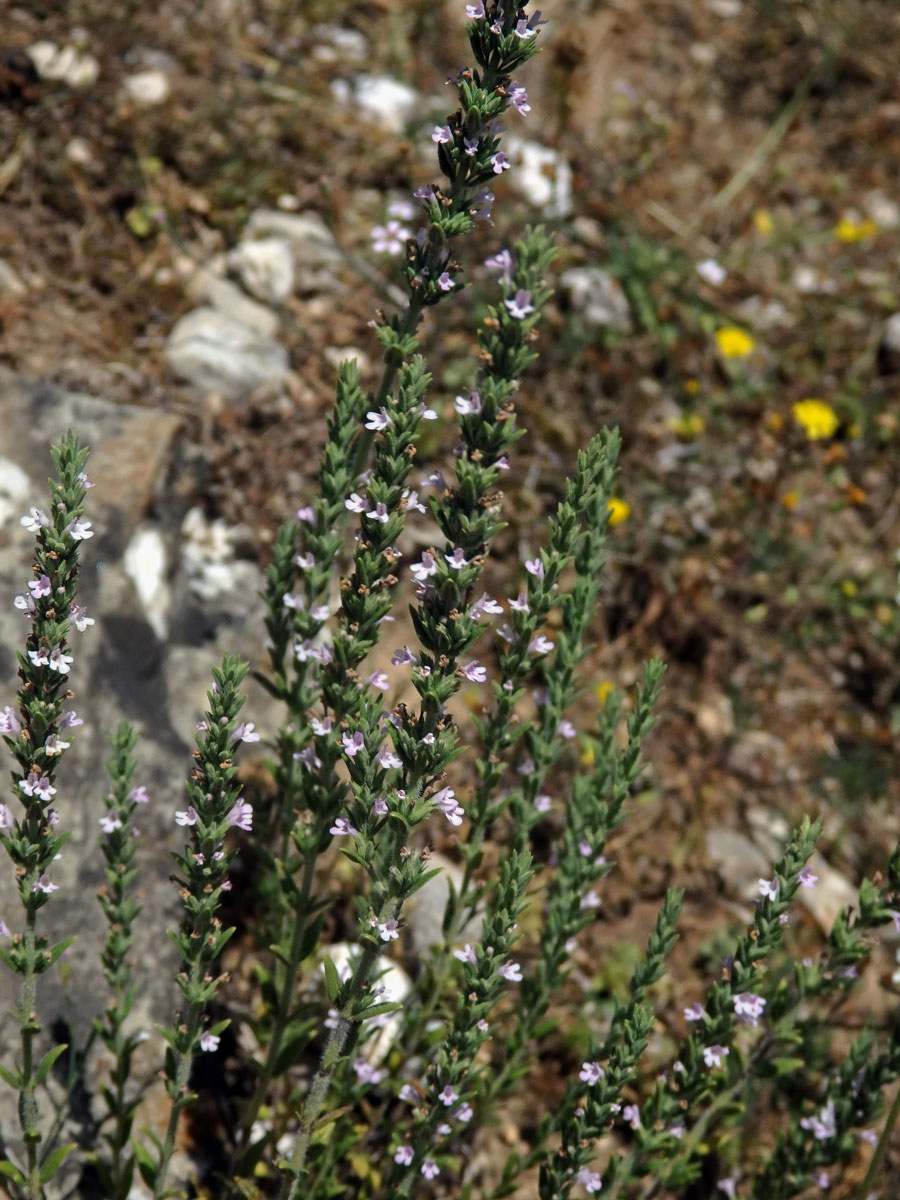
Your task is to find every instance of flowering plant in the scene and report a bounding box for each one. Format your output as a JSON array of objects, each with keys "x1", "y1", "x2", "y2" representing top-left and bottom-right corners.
[{"x1": 2, "y1": 4, "x2": 900, "y2": 1199}]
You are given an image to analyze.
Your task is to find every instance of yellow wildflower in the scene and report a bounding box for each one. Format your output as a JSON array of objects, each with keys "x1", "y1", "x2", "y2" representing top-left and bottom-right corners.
[
  {"x1": 834, "y1": 216, "x2": 877, "y2": 244},
  {"x1": 715, "y1": 326, "x2": 755, "y2": 358},
  {"x1": 607, "y1": 497, "x2": 630, "y2": 527},
  {"x1": 684, "y1": 378, "x2": 700, "y2": 395},
  {"x1": 767, "y1": 412, "x2": 785, "y2": 433},
  {"x1": 594, "y1": 681, "x2": 614, "y2": 704},
  {"x1": 753, "y1": 209, "x2": 773, "y2": 235},
  {"x1": 782, "y1": 490, "x2": 799, "y2": 510},
  {"x1": 841, "y1": 580, "x2": 857, "y2": 598},
  {"x1": 669, "y1": 413, "x2": 706, "y2": 438},
  {"x1": 792, "y1": 398, "x2": 839, "y2": 441}
]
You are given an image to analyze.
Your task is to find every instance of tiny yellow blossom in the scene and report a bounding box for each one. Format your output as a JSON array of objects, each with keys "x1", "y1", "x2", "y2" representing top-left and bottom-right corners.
[
  {"x1": 669, "y1": 413, "x2": 706, "y2": 438},
  {"x1": 607, "y1": 497, "x2": 630, "y2": 527},
  {"x1": 684, "y1": 378, "x2": 700, "y2": 395},
  {"x1": 834, "y1": 216, "x2": 877, "y2": 244},
  {"x1": 841, "y1": 580, "x2": 858, "y2": 598},
  {"x1": 753, "y1": 209, "x2": 773, "y2": 235},
  {"x1": 580, "y1": 740, "x2": 595, "y2": 767},
  {"x1": 848, "y1": 422, "x2": 861, "y2": 439},
  {"x1": 767, "y1": 412, "x2": 785, "y2": 433},
  {"x1": 782, "y1": 490, "x2": 799, "y2": 510},
  {"x1": 792, "y1": 398, "x2": 839, "y2": 441},
  {"x1": 715, "y1": 326, "x2": 756, "y2": 358},
  {"x1": 594, "y1": 681, "x2": 614, "y2": 704}
]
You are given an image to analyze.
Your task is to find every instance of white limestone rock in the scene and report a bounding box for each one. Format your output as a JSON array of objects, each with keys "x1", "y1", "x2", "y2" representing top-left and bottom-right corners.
[
  {"x1": 165, "y1": 307, "x2": 289, "y2": 399},
  {"x1": 228, "y1": 236, "x2": 295, "y2": 305}
]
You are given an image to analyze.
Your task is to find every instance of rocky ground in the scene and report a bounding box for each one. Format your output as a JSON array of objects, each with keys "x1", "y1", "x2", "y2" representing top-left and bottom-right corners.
[{"x1": 1, "y1": 0, "x2": 900, "y2": 1195}]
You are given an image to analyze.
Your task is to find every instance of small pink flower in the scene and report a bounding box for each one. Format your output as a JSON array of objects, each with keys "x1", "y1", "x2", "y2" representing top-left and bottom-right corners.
[{"x1": 199, "y1": 1031, "x2": 220, "y2": 1052}]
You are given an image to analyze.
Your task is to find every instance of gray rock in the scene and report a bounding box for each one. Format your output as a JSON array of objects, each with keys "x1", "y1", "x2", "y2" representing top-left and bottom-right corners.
[
  {"x1": 192, "y1": 271, "x2": 280, "y2": 337},
  {"x1": 165, "y1": 306, "x2": 290, "y2": 399},
  {"x1": 244, "y1": 209, "x2": 343, "y2": 292},
  {"x1": 560, "y1": 266, "x2": 632, "y2": 331},
  {"x1": 705, "y1": 829, "x2": 770, "y2": 900},
  {"x1": 881, "y1": 312, "x2": 900, "y2": 370},
  {"x1": 228, "y1": 235, "x2": 295, "y2": 305},
  {"x1": 405, "y1": 851, "x2": 482, "y2": 953}
]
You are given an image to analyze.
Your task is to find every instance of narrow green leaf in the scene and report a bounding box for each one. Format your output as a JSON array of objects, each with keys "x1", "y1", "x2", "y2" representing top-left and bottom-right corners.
[
  {"x1": 34, "y1": 1043, "x2": 68, "y2": 1087},
  {"x1": 39, "y1": 1142, "x2": 76, "y2": 1184}
]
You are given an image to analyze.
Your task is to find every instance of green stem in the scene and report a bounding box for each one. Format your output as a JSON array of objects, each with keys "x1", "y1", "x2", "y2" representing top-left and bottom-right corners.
[
  {"x1": 152, "y1": 968, "x2": 203, "y2": 1200},
  {"x1": 855, "y1": 1078, "x2": 900, "y2": 1200},
  {"x1": 20, "y1": 907, "x2": 43, "y2": 1200},
  {"x1": 232, "y1": 853, "x2": 317, "y2": 1170}
]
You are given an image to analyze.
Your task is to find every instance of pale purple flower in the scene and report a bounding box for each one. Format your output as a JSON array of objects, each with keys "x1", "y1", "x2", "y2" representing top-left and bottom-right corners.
[
  {"x1": 0, "y1": 707, "x2": 21, "y2": 735},
  {"x1": 580, "y1": 1061, "x2": 604, "y2": 1085},
  {"x1": 310, "y1": 604, "x2": 330, "y2": 621},
  {"x1": 175, "y1": 806, "x2": 198, "y2": 826},
  {"x1": 14, "y1": 593, "x2": 36, "y2": 616},
  {"x1": 490, "y1": 151, "x2": 510, "y2": 174},
  {"x1": 453, "y1": 943, "x2": 477, "y2": 965},
  {"x1": 232, "y1": 722, "x2": 260, "y2": 743},
  {"x1": 463, "y1": 136, "x2": 479, "y2": 156},
  {"x1": 557, "y1": 720, "x2": 576, "y2": 739},
  {"x1": 401, "y1": 489, "x2": 426, "y2": 514},
  {"x1": 696, "y1": 258, "x2": 726, "y2": 286},
  {"x1": 44, "y1": 734, "x2": 70, "y2": 756},
  {"x1": 19, "y1": 772, "x2": 55, "y2": 800},
  {"x1": 411, "y1": 551, "x2": 438, "y2": 582},
  {"x1": 27, "y1": 647, "x2": 49, "y2": 668},
  {"x1": 669, "y1": 1121, "x2": 686, "y2": 1139},
  {"x1": 814, "y1": 1171, "x2": 829, "y2": 1188},
  {"x1": 470, "y1": 187, "x2": 495, "y2": 223},
  {"x1": 801, "y1": 1099, "x2": 836, "y2": 1141},
  {"x1": 509, "y1": 82, "x2": 531, "y2": 115},
  {"x1": 366, "y1": 502, "x2": 390, "y2": 524},
  {"x1": 415, "y1": 401, "x2": 437, "y2": 420},
  {"x1": 99, "y1": 810, "x2": 122, "y2": 833},
  {"x1": 580, "y1": 890, "x2": 601, "y2": 911},
  {"x1": 797, "y1": 867, "x2": 818, "y2": 889},
  {"x1": 421, "y1": 1160, "x2": 439, "y2": 1180},
  {"x1": 684, "y1": 1002, "x2": 706, "y2": 1022},
  {"x1": 129, "y1": 785, "x2": 149, "y2": 804},
  {"x1": 32, "y1": 874, "x2": 58, "y2": 894},
  {"x1": 365, "y1": 407, "x2": 393, "y2": 432},
  {"x1": 372, "y1": 795, "x2": 388, "y2": 816},
  {"x1": 342, "y1": 730, "x2": 365, "y2": 758},
  {"x1": 454, "y1": 390, "x2": 483, "y2": 416},
  {"x1": 703, "y1": 1044, "x2": 729, "y2": 1069},
  {"x1": 470, "y1": 592, "x2": 503, "y2": 617},
  {"x1": 529, "y1": 635, "x2": 554, "y2": 655},
  {"x1": 21, "y1": 507, "x2": 50, "y2": 532},
  {"x1": 283, "y1": 592, "x2": 305, "y2": 610},
  {"x1": 391, "y1": 645, "x2": 419, "y2": 666},
  {"x1": 432, "y1": 124, "x2": 453, "y2": 144},
  {"x1": 576, "y1": 1168, "x2": 603, "y2": 1194},
  {"x1": 311, "y1": 715, "x2": 332, "y2": 735},
  {"x1": 29, "y1": 575, "x2": 51, "y2": 599},
  {"x1": 65, "y1": 517, "x2": 93, "y2": 540},
  {"x1": 399, "y1": 1083, "x2": 416, "y2": 1103},
  {"x1": 199, "y1": 1031, "x2": 220, "y2": 1052},
  {"x1": 717, "y1": 1179, "x2": 738, "y2": 1199},
  {"x1": 0, "y1": 804, "x2": 13, "y2": 829},
  {"x1": 514, "y1": 17, "x2": 538, "y2": 38},
  {"x1": 485, "y1": 249, "x2": 514, "y2": 284},
  {"x1": 578, "y1": 839, "x2": 592, "y2": 858},
  {"x1": 437, "y1": 271, "x2": 454, "y2": 291},
  {"x1": 858, "y1": 1128, "x2": 878, "y2": 1147},
  {"x1": 623, "y1": 1103, "x2": 641, "y2": 1129},
  {"x1": 0, "y1": 920, "x2": 10, "y2": 937},
  {"x1": 379, "y1": 918, "x2": 399, "y2": 941},
  {"x1": 376, "y1": 744, "x2": 402, "y2": 770},
  {"x1": 297, "y1": 505, "x2": 316, "y2": 524},
  {"x1": 505, "y1": 289, "x2": 535, "y2": 319},
  {"x1": 371, "y1": 220, "x2": 410, "y2": 255},
  {"x1": 227, "y1": 799, "x2": 253, "y2": 831},
  {"x1": 733, "y1": 992, "x2": 766, "y2": 1026},
  {"x1": 295, "y1": 551, "x2": 315, "y2": 570},
  {"x1": 462, "y1": 661, "x2": 486, "y2": 682},
  {"x1": 421, "y1": 469, "x2": 448, "y2": 490},
  {"x1": 509, "y1": 592, "x2": 529, "y2": 613},
  {"x1": 534, "y1": 794, "x2": 552, "y2": 812},
  {"x1": 445, "y1": 547, "x2": 468, "y2": 569},
  {"x1": 438, "y1": 1084, "x2": 458, "y2": 1106},
  {"x1": 498, "y1": 961, "x2": 523, "y2": 982},
  {"x1": 295, "y1": 745, "x2": 322, "y2": 771},
  {"x1": 387, "y1": 197, "x2": 415, "y2": 220},
  {"x1": 367, "y1": 671, "x2": 390, "y2": 691},
  {"x1": 394, "y1": 1144, "x2": 414, "y2": 1166},
  {"x1": 453, "y1": 1101, "x2": 473, "y2": 1122},
  {"x1": 48, "y1": 647, "x2": 73, "y2": 675},
  {"x1": 432, "y1": 787, "x2": 464, "y2": 826},
  {"x1": 524, "y1": 557, "x2": 544, "y2": 579},
  {"x1": 70, "y1": 605, "x2": 94, "y2": 632},
  {"x1": 758, "y1": 877, "x2": 779, "y2": 900},
  {"x1": 465, "y1": 1, "x2": 485, "y2": 17}
]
